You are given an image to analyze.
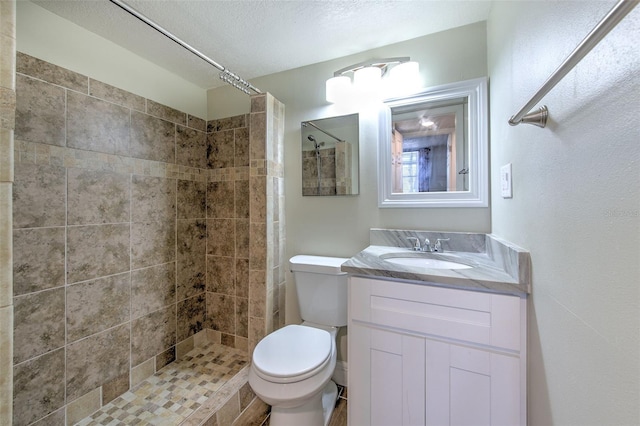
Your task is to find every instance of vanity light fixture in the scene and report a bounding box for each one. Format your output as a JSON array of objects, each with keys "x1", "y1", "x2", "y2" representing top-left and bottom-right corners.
[{"x1": 326, "y1": 57, "x2": 420, "y2": 104}]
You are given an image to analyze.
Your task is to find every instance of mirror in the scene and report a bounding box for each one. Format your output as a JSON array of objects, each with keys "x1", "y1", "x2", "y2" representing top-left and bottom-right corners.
[
  {"x1": 378, "y1": 77, "x2": 488, "y2": 207},
  {"x1": 301, "y1": 113, "x2": 359, "y2": 196}
]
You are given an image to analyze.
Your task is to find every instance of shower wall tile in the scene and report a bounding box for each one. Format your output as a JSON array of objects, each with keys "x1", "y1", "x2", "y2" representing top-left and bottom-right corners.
[
  {"x1": 176, "y1": 125, "x2": 206, "y2": 169},
  {"x1": 248, "y1": 270, "x2": 266, "y2": 319},
  {"x1": 236, "y1": 297, "x2": 248, "y2": 338},
  {"x1": 249, "y1": 112, "x2": 266, "y2": 160},
  {"x1": 207, "y1": 114, "x2": 246, "y2": 132},
  {"x1": 207, "y1": 181, "x2": 234, "y2": 218},
  {"x1": 131, "y1": 305, "x2": 176, "y2": 366},
  {"x1": 130, "y1": 110, "x2": 175, "y2": 163},
  {"x1": 235, "y1": 258, "x2": 249, "y2": 298},
  {"x1": 146, "y1": 99, "x2": 186, "y2": 126},
  {"x1": 66, "y1": 224, "x2": 130, "y2": 284},
  {"x1": 13, "y1": 348, "x2": 65, "y2": 426},
  {"x1": 176, "y1": 219, "x2": 206, "y2": 301},
  {"x1": 131, "y1": 262, "x2": 176, "y2": 320},
  {"x1": 155, "y1": 346, "x2": 176, "y2": 370},
  {"x1": 235, "y1": 180, "x2": 250, "y2": 218},
  {"x1": 250, "y1": 176, "x2": 266, "y2": 222},
  {"x1": 66, "y1": 90, "x2": 130, "y2": 156},
  {"x1": 66, "y1": 272, "x2": 131, "y2": 343},
  {"x1": 16, "y1": 52, "x2": 87, "y2": 93},
  {"x1": 13, "y1": 227, "x2": 65, "y2": 296},
  {"x1": 14, "y1": 74, "x2": 65, "y2": 146},
  {"x1": 30, "y1": 409, "x2": 65, "y2": 426},
  {"x1": 177, "y1": 294, "x2": 205, "y2": 341},
  {"x1": 13, "y1": 287, "x2": 65, "y2": 364},
  {"x1": 207, "y1": 130, "x2": 234, "y2": 169},
  {"x1": 13, "y1": 162, "x2": 65, "y2": 228},
  {"x1": 130, "y1": 220, "x2": 176, "y2": 269},
  {"x1": 177, "y1": 179, "x2": 206, "y2": 219},
  {"x1": 67, "y1": 168, "x2": 130, "y2": 225},
  {"x1": 206, "y1": 219, "x2": 235, "y2": 257},
  {"x1": 187, "y1": 115, "x2": 206, "y2": 132},
  {"x1": 206, "y1": 293, "x2": 234, "y2": 334},
  {"x1": 89, "y1": 79, "x2": 145, "y2": 112},
  {"x1": 235, "y1": 219, "x2": 250, "y2": 259},
  {"x1": 66, "y1": 324, "x2": 130, "y2": 401},
  {"x1": 250, "y1": 96, "x2": 265, "y2": 113},
  {"x1": 235, "y1": 127, "x2": 250, "y2": 167},
  {"x1": 207, "y1": 255, "x2": 234, "y2": 295},
  {"x1": 0, "y1": 86, "x2": 15, "y2": 131},
  {"x1": 249, "y1": 222, "x2": 266, "y2": 271},
  {"x1": 131, "y1": 175, "x2": 176, "y2": 223},
  {"x1": 101, "y1": 372, "x2": 129, "y2": 405}
]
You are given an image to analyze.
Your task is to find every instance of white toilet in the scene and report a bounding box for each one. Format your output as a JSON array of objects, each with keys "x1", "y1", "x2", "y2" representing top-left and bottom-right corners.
[{"x1": 249, "y1": 255, "x2": 349, "y2": 426}]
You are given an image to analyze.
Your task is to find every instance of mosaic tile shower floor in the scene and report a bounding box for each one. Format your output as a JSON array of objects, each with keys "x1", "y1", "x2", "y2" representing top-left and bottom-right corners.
[{"x1": 77, "y1": 344, "x2": 248, "y2": 425}]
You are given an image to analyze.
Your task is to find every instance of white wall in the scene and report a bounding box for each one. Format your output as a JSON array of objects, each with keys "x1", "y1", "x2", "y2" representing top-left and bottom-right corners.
[
  {"x1": 487, "y1": 1, "x2": 639, "y2": 424},
  {"x1": 16, "y1": 1, "x2": 208, "y2": 119},
  {"x1": 208, "y1": 22, "x2": 490, "y2": 323}
]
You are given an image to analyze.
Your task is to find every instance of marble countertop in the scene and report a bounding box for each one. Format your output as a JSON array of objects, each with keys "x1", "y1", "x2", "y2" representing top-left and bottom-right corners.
[{"x1": 341, "y1": 230, "x2": 531, "y2": 297}]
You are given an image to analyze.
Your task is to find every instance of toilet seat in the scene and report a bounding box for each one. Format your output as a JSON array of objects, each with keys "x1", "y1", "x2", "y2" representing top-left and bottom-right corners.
[{"x1": 253, "y1": 325, "x2": 332, "y2": 384}]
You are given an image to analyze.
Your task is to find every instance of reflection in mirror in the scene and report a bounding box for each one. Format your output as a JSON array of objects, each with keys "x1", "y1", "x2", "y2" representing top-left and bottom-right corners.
[
  {"x1": 391, "y1": 98, "x2": 467, "y2": 193},
  {"x1": 301, "y1": 114, "x2": 359, "y2": 196},
  {"x1": 379, "y1": 77, "x2": 488, "y2": 208}
]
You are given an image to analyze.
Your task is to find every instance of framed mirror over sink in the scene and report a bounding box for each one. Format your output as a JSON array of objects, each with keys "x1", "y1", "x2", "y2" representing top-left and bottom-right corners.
[{"x1": 378, "y1": 77, "x2": 488, "y2": 207}]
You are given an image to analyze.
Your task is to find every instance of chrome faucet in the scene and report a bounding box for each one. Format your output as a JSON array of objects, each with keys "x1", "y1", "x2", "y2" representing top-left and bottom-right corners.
[
  {"x1": 433, "y1": 238, "x2": 450, "y2": 252},
  {"x1": 406, "y1": 237, "x2": 421, "y2": 251},
  {"x1": 422, "y1": 238, "x2": 433, "y2": 252}
]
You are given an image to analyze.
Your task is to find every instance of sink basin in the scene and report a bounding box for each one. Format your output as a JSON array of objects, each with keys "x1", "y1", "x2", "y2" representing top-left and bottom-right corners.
[{"x1": 381, "y1": 253, "x2": 473, "y2": 270}]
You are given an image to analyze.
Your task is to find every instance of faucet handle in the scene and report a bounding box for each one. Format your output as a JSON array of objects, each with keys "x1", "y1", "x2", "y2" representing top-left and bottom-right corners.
[
  {"x1": 434, "y1": 238, "x2": 450, "y2": 252},
  {"x1": 406, "y1": 237, "x2": 421, "y2": 251}
]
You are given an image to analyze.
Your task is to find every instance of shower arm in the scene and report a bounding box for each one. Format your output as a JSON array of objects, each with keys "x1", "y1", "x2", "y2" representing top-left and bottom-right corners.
[
  {"x1": 108, "y1": 0, "x2": 261, "y2": 95},
  {"x1": 303, "y1": 121, "x2": 344, "y2": 143}
]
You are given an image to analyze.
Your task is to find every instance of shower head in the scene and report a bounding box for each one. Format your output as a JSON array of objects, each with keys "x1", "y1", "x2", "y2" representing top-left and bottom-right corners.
[{"x1": 307, "y1": 135, "x2": 316, "y2": 142}]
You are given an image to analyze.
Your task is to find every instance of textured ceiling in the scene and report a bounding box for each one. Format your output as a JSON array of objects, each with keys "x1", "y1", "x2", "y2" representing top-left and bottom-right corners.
[{"x1": 31, "y1": 0, "x2": 493, "y2": 90}]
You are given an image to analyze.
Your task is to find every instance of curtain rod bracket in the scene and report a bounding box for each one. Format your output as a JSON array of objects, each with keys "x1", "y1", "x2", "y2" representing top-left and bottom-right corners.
[{"x1": 509, "y1": 106, "x2": 548, "y2": 128}]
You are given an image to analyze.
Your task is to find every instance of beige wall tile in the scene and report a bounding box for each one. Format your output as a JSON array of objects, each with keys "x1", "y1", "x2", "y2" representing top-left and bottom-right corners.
[
  {"x1": 13, "y1": 348, "x2": 65, "y2": 426},
  {"x1": 0, "y1": 128, "x2": 13, "y2": 182},
  {"x1": 130, "y1": 357, "x2": 154, "y2": 388},
  {"x1": 66, "y1": 273, "x2": 131, "y2": 343},
  {"x1": 131, "y1": 305, "x2": 176, "y2": 366},
  {"x1": 13, "y1": 287, "x2": 65, "y2": 364},
  {"x1": 0, "y1": 183, "x2": 11, "y2": 307},
  {"x1": 66, "y1": 324, "x2": 130, "y2": 401},
  {"x1": 131, "y1": 262, "x2": 176, "y2": 320},
  {"x1": 176, "y1": 125, "x2": 206, "y2": 169},
  {"x1": 216, "y1": 393, "x2": 240, "y2": 426},
  {"x1": 177, "y1": 179, "x2": 206, "y2": 220},
  {"x1": 13, "y1": 162, "x2": 65, "y2": 228},
  {"x1": 130, "y1": 110, "x2": 175, "y2": 163},
  {"x1": 130, "y1": 220, "x2": 176, "y2": 269},
  {"x1": 14, "y1": 75, "x2": 65, "y2": 146},
  {"x1": 146, "y1": 99, "x2": 186, "y2": 126},
  {"x1": 66, "y1": 387, "x2": 101, "y2": 426},
  {"x1": 16, "y1": 52, "x2": 88, "y2": 93},
  {"x1": 177, "y1": 294, "x2": 206, "y2": 341},
  {"x1": 0, "y1": 305, "x2": 13, "y2": 425},
  {"x1": 67, "y1": 168, "x2": 130, "y2": 225},
  {"x1": 89, "y1": 79, "x2": 145, "y2": 111},
  {"x1": 66, "y1": 223, "x2": 130, "y2": 284}
]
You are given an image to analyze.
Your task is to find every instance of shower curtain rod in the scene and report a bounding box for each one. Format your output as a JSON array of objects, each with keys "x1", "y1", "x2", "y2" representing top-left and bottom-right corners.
[
  {"x1": 508, "y1": 0, "x2": 638, "y2": 128},
  {"x1": 303, "y1": 121, "x2": 344, "y2": 143},
  {"x1": 108, "y1": 0, "x2": 261, "y2": 95}
]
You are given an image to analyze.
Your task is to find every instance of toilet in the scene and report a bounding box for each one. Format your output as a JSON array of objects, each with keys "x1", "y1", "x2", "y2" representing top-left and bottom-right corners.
[{"x1": 249, "y1": 255, "x2": 349, "y2": 426}]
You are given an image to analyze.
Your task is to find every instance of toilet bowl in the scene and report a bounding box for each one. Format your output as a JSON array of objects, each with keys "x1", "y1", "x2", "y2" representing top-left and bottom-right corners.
[{"x1": 248, "y1": 255, "x2": 349, "y2": 426}]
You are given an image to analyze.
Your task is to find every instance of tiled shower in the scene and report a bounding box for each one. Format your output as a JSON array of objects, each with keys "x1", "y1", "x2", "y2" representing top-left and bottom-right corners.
[{"x1": 6, "y1": 50, "x2": 285, "y2": 425}]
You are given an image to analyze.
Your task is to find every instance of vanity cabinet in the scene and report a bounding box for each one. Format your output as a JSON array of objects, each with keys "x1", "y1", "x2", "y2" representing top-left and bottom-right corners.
[{"x1": 348, "y1": 276, "x2": 527, "y2": 426}]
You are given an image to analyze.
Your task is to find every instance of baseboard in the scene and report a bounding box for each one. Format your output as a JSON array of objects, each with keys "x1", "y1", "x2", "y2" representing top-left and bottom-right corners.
[{"x1": 332, "y1": 360, "x2": 348, "y2": 387}]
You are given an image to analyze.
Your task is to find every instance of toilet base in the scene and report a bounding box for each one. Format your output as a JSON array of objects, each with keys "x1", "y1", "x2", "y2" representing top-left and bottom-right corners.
[{"x1": 270, "y1": 380, "x2": 338, "y2": 426}]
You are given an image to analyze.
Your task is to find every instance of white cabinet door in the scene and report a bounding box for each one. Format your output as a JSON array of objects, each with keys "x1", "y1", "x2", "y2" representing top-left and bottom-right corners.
[
  {"x1": 350, "y1": 324, "x2": 426, "y2": 426},
  {"x1": 426, "y1": 340, "x2": 522, "y2": 426}
]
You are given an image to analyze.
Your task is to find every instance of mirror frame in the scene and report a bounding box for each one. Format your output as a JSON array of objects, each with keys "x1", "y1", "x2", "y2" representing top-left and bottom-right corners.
[{"x1": 378, "y1": 77, "x2": 488, "y2": 208}]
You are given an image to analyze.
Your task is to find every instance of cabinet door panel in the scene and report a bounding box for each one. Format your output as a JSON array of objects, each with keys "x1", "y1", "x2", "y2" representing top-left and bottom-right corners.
[{"x1": 426, "y1": 340, "x2": 521, "y2": 426}]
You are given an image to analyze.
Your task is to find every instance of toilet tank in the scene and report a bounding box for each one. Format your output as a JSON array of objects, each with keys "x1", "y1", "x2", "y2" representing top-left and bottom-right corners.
[{"x1": 290, "y1": 255, "x2": 349, "y2": 327}]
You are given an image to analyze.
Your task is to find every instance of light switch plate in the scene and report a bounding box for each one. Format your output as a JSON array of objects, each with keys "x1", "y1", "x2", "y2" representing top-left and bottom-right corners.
[{"x1": 501, "y1": 163, "x2": 513, "y2": 198}]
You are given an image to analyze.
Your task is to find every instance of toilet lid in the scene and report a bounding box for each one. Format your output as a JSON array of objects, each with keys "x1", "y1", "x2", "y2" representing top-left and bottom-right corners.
[{"x1": 253, "y1": 325, "x2": 331, "y2": 379}]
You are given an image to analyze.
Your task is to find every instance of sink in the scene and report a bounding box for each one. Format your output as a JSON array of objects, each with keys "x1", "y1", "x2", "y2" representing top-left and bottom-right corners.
[{"x1": 380, "y1": 253, "x2": 473, "y2": 270}]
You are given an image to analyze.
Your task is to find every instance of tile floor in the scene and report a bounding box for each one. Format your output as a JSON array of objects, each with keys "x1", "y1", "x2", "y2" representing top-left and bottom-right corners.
[{"x1": 77, "y1": 344, "x2": 248, "y2": 425}]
